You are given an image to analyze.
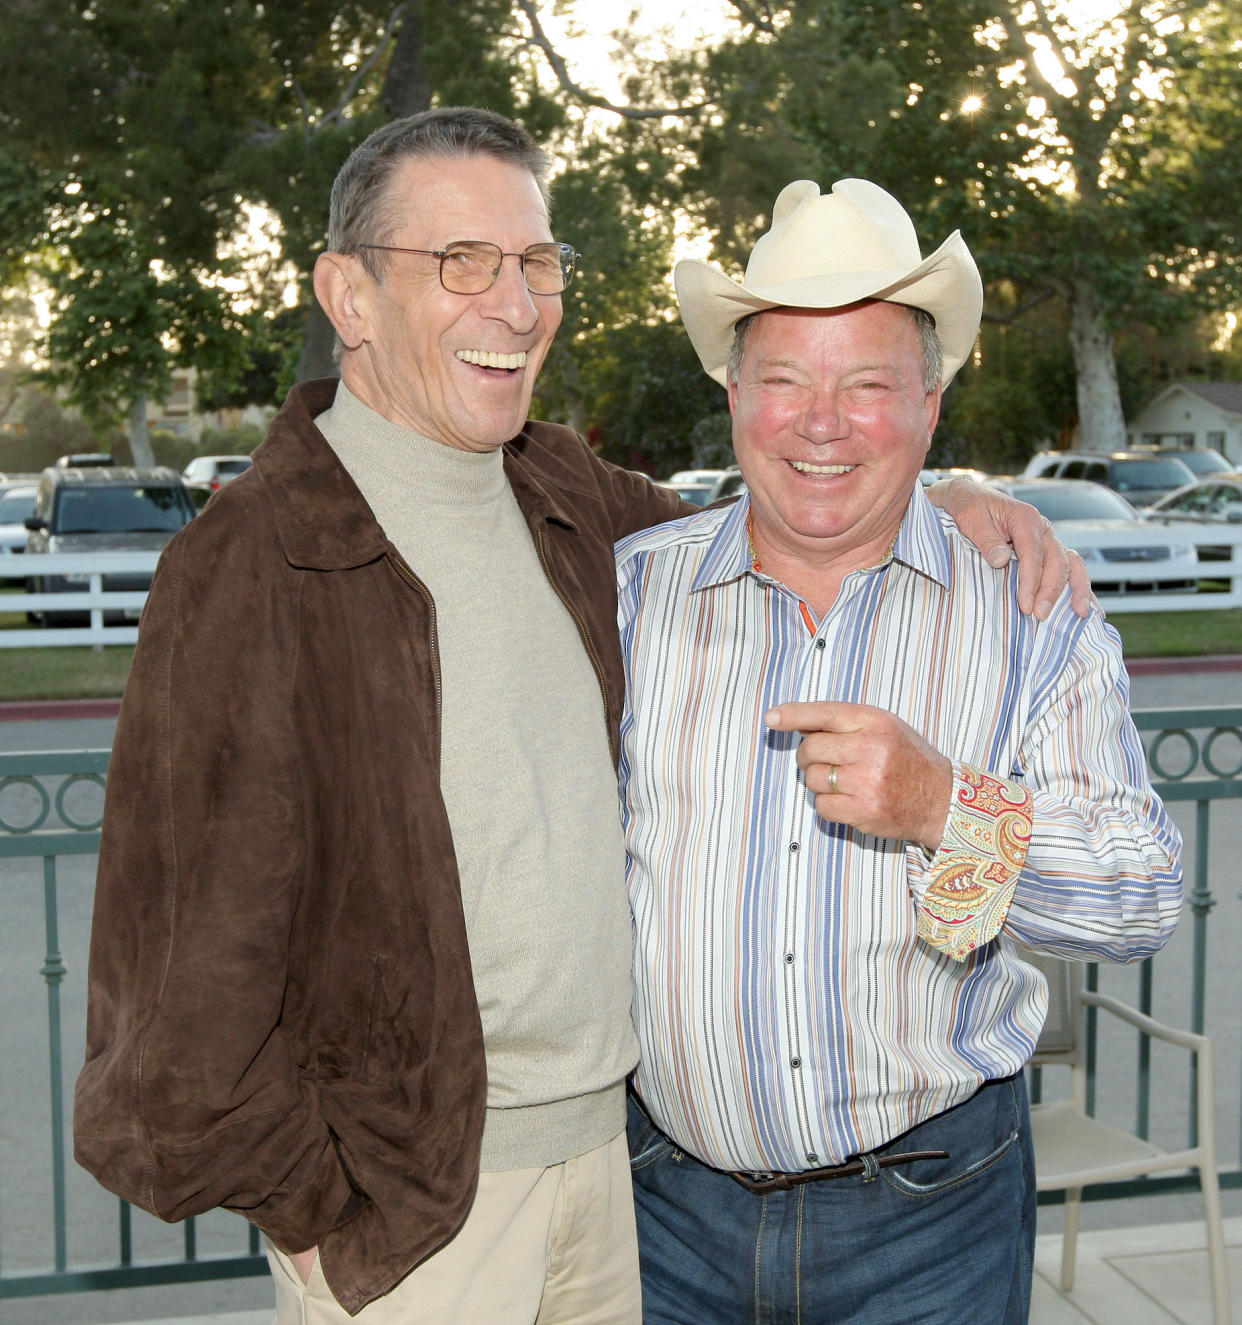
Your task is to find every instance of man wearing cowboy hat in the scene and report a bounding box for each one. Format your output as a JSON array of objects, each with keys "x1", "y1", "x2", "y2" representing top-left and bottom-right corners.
[{"x1": 617, "y1": 178, "x2": 1181, "y2": 1323}]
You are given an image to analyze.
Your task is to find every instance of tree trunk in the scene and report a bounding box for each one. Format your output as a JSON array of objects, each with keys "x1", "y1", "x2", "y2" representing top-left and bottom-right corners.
[
  {"x1": 292, "y1": 10, "x2": 431, "y2": 386},
  {"x1": 1068, "y1": 278, "x2": 1127, "y2": 452},
  {"x1": 295, "y1": 302, "x2": 341, "y2": 384},
  {"x1": 381, "y1": 7, "x2": 432, "y2": 118},
  {"x1": 127, "y1": 393, "x2": 156, "y2": 468}
]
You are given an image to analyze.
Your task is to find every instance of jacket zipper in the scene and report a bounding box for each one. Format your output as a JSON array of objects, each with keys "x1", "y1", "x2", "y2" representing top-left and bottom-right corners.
[
  {"x1": 392, "y1": 558, "x2": 443, "y2": 754},
  {"x1": 535, "y1": 526, "x2": 616, "y2": 764}
]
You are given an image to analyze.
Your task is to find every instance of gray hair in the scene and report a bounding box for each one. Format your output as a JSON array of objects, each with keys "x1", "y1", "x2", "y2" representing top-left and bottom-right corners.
[
  {"x1": 726, "y1": 303, "x2": 944, "y2": 394},
  {"x1": 327, "y1": 106, "x2": 552, "y2": 284}
]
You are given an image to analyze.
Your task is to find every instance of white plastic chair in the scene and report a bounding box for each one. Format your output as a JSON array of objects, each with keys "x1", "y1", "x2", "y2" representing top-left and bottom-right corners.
[{"x1": 1026, "y1": 950, "x2": 1230, "y2": 1324}]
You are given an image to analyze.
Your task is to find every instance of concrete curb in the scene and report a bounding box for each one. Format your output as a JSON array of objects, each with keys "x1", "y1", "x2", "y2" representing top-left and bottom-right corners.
[
  {"x1": 1125, "y1": 654, "x2": 1242, "y2": 675},
  {"x1": 0, "y1": 697, "x2": 123, "y2": 721}
]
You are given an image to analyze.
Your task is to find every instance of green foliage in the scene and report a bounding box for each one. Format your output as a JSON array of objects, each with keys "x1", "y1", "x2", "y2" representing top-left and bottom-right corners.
[
  {"x1": 0, "y1": 388, "x2": 110, "y2": 473},
  {"x1": 146, "y1": 423, "x2": 264, "y2": 472},
  {"x1": 194, "y1": 307, "x2": 306, "y2": 413},
  {"x1": 36, "y1": 205, "x2": 254, "y2": 429},
  {"x1": 569, "y1": 319, "x2": 724, "y2": 475},
  {"x1": 1, "y1": 0, "x2": 1237, "y2": 463},
  {"x1": 688, "y1": 412, "x2": 735, "y2": 470}
]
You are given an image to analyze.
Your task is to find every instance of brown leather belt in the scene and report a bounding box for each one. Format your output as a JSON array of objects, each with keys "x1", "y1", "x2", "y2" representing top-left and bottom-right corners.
[{"x1": 729, "y1": 1149, "x2": 949, "y2": 1193}]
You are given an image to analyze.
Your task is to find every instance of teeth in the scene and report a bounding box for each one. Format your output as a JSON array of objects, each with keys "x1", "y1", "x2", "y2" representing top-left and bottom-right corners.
[
  {"x1": 790, "y1": 461, "x2": 855, "y2": 475},
  {"x1": 455, "y1": 350, "x2": 527, "y2": 369}
]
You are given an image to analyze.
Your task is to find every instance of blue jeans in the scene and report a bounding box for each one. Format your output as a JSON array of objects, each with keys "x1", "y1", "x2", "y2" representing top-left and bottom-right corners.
[{"x1": 628, "y1": 1075, "x2": 1035, "y2": 1324}]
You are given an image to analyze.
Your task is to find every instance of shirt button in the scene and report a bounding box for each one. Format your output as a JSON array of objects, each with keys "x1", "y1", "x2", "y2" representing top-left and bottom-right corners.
[
  {"x1": 785, "y1": 952, "x2": 795, "y2": 964},
  {"x1": 807, "y1": 1152, "x2": 819, "y2": 1163},
  {"x1": 791, "y1": 1057, "x2": 801, "y2": 1069},
  {"x1": 789, "y1": 841, "x2": 799, "y2": 852},
  {"x1": 815, "y1": 639, "x2": 826, "y2": 650}
]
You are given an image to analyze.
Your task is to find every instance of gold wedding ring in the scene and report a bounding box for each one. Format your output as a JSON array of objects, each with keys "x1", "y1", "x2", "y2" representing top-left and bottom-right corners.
[{"x1": 827, "y1": 764, "x2": 840, "y2": 795}]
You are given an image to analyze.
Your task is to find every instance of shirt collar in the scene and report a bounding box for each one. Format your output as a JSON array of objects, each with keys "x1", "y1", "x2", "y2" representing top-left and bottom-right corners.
[{"x1": 690, "y1": 481, "x2": 953, "y2": 595}]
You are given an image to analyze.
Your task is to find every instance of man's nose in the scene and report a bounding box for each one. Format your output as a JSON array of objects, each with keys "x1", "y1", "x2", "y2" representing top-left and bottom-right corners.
[
  {"x1": 481, "y1": 254, "x2": 542, "y2": 332},
  {"x1": 798, "y1": 387, "x2": 847, "y2": 443}
]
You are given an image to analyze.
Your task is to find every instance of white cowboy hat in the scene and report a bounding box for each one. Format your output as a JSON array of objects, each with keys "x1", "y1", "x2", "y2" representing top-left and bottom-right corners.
[{"x1": 674, "y1": 178, "x2": 983, "y2": 387}]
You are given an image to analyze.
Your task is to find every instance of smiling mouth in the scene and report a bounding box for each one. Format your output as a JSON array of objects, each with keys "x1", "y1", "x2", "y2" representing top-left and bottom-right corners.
[
  {"x1": 790, "y1": 460, "x2": 856, "y2": 475},
  {"x1": 456, "y1": 350, "x2": 527, "y2": 370}
]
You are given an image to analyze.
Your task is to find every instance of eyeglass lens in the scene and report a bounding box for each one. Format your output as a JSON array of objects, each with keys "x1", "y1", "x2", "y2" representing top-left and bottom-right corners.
[{"x1": 440, "y1": 241, "x2": 575, "y2": 295}]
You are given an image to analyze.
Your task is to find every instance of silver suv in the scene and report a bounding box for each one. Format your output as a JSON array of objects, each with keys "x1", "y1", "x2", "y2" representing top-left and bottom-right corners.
[{"x1": 24, "y1": 464, "x2": 195, "y2": 624}]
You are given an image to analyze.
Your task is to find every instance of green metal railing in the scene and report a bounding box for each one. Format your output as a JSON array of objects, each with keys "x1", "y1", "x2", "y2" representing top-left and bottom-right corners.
[
  {"x1": 0, "y1": 706, "x2": 1239, "y2": 1297},
  {"x1": 0, "y1": 748, "x2": 264, "y2": 1298},
  {"x1": 1034, "y1": 704, "x2": 1242, "y2": 1206}
]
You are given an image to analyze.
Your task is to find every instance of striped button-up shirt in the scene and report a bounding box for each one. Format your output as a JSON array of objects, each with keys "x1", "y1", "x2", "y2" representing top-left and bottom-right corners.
[{"x1": 616, "y1": 487, "x2": 1182, "y2": 1173}]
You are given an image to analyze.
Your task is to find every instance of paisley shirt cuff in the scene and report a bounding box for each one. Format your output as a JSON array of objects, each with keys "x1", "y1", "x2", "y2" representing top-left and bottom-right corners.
[{"x1": 914, "y1": 764, "x2": 1033, "y2": 961}]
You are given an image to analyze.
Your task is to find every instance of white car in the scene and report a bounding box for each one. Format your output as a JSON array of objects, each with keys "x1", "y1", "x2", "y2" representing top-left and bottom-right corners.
[
  {"x1": 1144, "y1": 475, "x2": 1242, "y2": 525},
  {"x1": 0, "y1": 484, "x2": 37, "y2": 574},
  {"x1": 668, "y1": 468, "x2": 729, "y2": 487},
  {"x1": 1143, "y1": 475, "x2": 1242, "y2": 564},
  {"x1": 182, "y1": 454, "x2": 253, "y2": 504},
  {"x1": 988, "y1": 478, "x2": 1201, "y2": 596},
  {"x1": 919, "y1": 466, "x2": 989, "y2": 486}
]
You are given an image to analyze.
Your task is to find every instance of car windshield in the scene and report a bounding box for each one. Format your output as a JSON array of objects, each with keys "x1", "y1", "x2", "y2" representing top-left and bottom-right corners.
[
  {"x1": 1110, "y1": 458, "x2": 1195, "y2": 492},
  {"x1": 54, "y1": 485, "x2": 194, "y2": 534},
  {"x1": 216, "y1": 459, "x2": 251, "y2": 476},
  {"x1": 1008, "y1": 485, "x2": 1137, "y2": 522},
  {"x1": 1175, "y1": 451, "x2": 1233, "y2": 476},
  {"x1": 0, "y1": 491, "x2": 36, "y2": 524}
]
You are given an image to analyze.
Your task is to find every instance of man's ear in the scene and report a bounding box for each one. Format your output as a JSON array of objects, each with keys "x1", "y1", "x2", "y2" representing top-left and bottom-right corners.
[
  {"x1": 922, "y1": 385, "x2": 943, "y2": 455},
  {"x1": 313, "y1": 252, "x2": 371, "y2": 351}
]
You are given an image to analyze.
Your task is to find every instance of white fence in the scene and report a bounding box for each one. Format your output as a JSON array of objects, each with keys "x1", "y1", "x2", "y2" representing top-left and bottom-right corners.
[
  {"x1": 1, "y1": 529, "x2": 1241, "y2": 649},
  {"x1": 0, "y1": 552, "x2": 157, "y2": 647}
]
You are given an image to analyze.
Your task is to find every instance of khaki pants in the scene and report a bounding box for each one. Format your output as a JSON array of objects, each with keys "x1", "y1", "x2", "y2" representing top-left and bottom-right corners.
[{"x1": 267, "y1": 1130, "x2": 640, "y2": 1324}]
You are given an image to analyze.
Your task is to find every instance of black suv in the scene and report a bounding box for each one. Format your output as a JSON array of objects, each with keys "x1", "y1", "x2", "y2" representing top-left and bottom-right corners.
[{"x1": 24, "y1": 465, "x2": 195, "y2": 624}]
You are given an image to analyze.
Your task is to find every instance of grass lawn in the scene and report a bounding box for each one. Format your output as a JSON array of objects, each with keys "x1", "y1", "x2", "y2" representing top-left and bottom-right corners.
[
  {"x1": 0, "y1": 606, "x2": 1238, "y2": 703},
  {"x1": 1106, "y1": 607, "x2": 1242, "y2": 660}
]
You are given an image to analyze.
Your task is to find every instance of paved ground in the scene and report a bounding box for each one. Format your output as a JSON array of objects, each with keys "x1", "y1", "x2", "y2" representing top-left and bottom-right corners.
[{"x1": 7, "y1": 1217, "x2": 1239, "y2": 1323}]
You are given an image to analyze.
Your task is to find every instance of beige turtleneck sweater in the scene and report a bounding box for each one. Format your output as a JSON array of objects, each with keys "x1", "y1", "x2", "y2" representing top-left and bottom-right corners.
[{"x1": 318, "y1": 382, "x2": 636, "y2": 1171}]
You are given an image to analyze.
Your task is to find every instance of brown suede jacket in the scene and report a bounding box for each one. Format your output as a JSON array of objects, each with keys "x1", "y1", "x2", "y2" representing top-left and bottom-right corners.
[{"x1": 73, "y1": 379, "x2": 686, "y2": 1316}]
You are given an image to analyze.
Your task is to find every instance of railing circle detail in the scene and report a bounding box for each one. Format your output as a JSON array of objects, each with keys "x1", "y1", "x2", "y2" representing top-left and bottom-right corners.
[
  {"x1": 54, "y1": 773, "x2": 107, "y2": 831},
  {"x1": 1202, "y1": 725, "x2": 1242, "y2": 780},
  {"x1": 1147, "y1": 729, "x2": 1198, "y2": 782},
  {"x1": 0, "y1": 775, "x2": 52, "y2": 834}
]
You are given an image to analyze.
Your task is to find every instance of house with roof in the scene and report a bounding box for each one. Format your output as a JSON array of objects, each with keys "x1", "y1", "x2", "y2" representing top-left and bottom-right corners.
[{"x1": 1127, "y1": 381, "x2": 1242, "y2": 466}]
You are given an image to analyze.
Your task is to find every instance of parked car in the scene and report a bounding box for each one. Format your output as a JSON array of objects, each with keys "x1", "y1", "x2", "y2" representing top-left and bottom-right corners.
[
  {"x1": 1020, "y1": 450, "x2": 1196, "y2": 507},
  {"x1": 668, "y1": 467, "x2": 729, "y2": 487},
  {"x1": 0, "y1": 484, "x2": 37, "y2": 578},
  {"x1": 919, "y1": 467, "x2": 989, "y2": 486},
  {"x1": 24, "y1": 464, "x2": 196, "y2": 624},
  {"x1": 1143, "y1": 475, "x2": 1242, "y2": 563},
  {"x1": 55, "y1": 452, "x2": 114, "y2": 468},
  {"x1": 182, "y1": 454, "x2": 253, "y2": 508},
  {"x1": 707, "y1": 467, "x2": 748, "y2": 502},
  {"x1": 658, "y1": 479, "x2": 717, "y2": 506},
  {"x1": 988, "y1": 478, "x2": 1201, "y2": 595},
  {"x1": 1154, "y1": 447, "x2": 1236, "y2": 479},
  {"x1": 1145, "y1": 475, "x2": 1242, "y2": 524}
]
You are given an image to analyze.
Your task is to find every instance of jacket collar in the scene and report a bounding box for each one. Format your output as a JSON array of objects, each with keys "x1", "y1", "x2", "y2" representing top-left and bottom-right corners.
[{"x1": 254, "y1": 380, "x2": 581, "y2": 570}]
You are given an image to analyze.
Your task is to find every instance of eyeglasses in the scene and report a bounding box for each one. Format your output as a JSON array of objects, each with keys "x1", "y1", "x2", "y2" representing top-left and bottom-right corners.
[{"x1": 356, "y1": 240, "x2": 579, "y2": 295}]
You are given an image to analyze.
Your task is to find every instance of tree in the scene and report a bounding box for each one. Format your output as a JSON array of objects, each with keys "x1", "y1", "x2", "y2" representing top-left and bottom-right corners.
[
  {"x1": 0, "y1": 0, "x2": 568, "y2": 412},
  {"x1": 674, "y1": 0, "x2": 1242, "y2": 455}
]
